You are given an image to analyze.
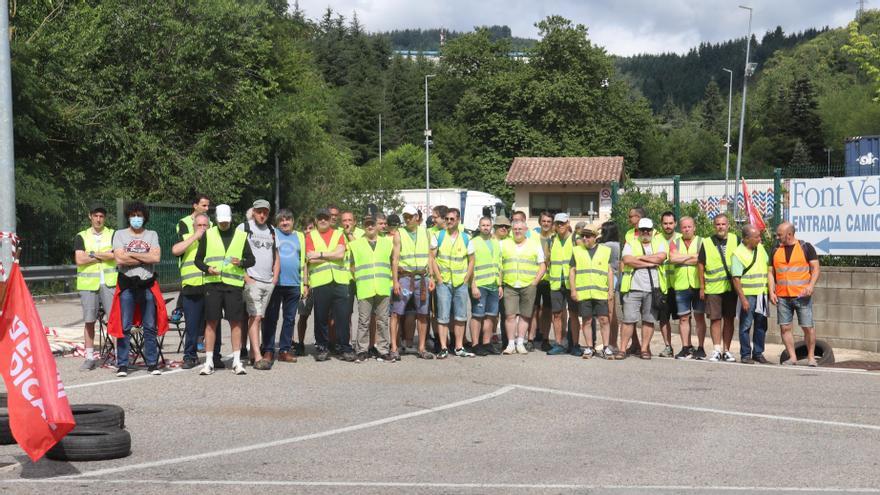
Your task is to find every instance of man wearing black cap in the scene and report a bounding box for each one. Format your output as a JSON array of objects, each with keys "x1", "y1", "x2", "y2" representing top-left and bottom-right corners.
[{"x1": 74, "y1": 203, "x2": 117, "y2": 371}]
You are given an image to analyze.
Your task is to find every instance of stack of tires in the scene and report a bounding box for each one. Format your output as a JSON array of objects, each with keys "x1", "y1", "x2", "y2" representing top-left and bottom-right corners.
[{"x1": 0, "y1": 394, "x2": 131, "y2": 461}]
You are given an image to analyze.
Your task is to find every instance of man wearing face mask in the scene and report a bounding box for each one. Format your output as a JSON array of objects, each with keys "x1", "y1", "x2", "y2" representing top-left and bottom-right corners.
[
  {"x1": 195, "y1": 204, "x2": 256, "y2": 375},
  {"x1": 111, "y1": 202, "x2": 162, "y2": 377}
]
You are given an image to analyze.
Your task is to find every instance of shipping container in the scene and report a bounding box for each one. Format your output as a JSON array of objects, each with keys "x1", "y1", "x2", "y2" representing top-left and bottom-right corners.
[{"x1": 845, "y1": 135, "x2": 880, "y2": 177}]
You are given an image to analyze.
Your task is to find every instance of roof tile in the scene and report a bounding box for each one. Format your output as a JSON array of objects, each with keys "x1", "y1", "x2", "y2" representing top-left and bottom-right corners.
[{"x1": 505, "y1": 157, "x2": 624, "y2": 186}]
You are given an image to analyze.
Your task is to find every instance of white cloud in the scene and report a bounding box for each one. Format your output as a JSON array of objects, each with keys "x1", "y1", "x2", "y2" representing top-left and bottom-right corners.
[{"x1": 291, "y1": 0, "x2": 859, "y2": 56}]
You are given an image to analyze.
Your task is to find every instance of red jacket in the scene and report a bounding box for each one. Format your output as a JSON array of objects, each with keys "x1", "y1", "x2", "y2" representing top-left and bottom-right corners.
[{"x1": 107, "y1": 281, "x2": 169, "y2": 338}]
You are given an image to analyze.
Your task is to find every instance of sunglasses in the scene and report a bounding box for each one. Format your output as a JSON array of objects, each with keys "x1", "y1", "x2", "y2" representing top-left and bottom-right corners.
[
  {"x1": 582, "y1": 232, "x2": 597, "y2": 237},
  {"x1": 638, "y1": 228, "x2": 652, "y2": 232},
  {"x1": 444, "y1": 217, "x2": 457, "y2": 221}
]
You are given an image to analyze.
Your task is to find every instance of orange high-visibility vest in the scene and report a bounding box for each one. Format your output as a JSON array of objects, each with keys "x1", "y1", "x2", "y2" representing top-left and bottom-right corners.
[{"x1": 773, "y1": 241, "x2": 811, "y2": 298}]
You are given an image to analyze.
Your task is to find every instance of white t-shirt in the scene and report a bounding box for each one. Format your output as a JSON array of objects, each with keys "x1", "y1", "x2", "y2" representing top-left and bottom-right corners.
[
  {"x1": 622, "y1": 240, "x2": 667, "y2": 292},
  {"x1": 430, "y1": 231, "x2": 475, "y2": 255}
]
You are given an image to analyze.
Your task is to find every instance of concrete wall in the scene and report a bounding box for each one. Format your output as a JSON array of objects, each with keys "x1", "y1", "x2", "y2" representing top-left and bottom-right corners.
[{"x1": 762, "y1": 266, "x2": 880, "y2": 352}]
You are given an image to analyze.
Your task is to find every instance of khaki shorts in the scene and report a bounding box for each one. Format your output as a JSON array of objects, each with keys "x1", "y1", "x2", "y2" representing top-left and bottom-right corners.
[
  {"x1": 705, "y1": 291, "x2": 737, "y2": 320},
  {"x1": 244, "y1": 280, "x2": 275, "y2": 317},
  {"x1": 502, "y1": 284, "x2": 537, "y2": 318}
]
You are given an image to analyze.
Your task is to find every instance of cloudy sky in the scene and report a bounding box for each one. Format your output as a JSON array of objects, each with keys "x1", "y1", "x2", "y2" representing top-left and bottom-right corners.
[{"x1": 292, "y1": 0, "x2": 859, "y2": 56}]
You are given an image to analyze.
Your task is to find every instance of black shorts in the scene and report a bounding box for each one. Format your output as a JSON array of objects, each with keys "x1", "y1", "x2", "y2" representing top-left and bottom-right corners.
[
  {"x1": 204, "y1": 284, "x2": 245, "y2": 322},
  {"x1": 659, "y1": 288, "x2": 679, "y2": 321},
  {"x1": 550, "y1": 289, "x2": 577, "y2": 313},
  {"x1": 578, "y1": 299, "x2": 609, "y2": 319},
  {"x1": 534, "y1": 280, "x2": 552, "y2": 307}
]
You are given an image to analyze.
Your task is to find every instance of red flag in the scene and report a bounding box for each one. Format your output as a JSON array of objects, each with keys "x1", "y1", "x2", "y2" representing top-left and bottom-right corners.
[
  {"x1": 0, "y1": 264, "x2": 75, "y2": 461},
  {"x1": 742, "y1": 178, "x2": 767, "y2": 232}
]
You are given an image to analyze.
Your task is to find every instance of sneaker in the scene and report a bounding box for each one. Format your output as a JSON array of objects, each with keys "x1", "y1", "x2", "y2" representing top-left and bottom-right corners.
[
  {"x1": 524, "y1": 341, "x2": 535, "y2": 352},
  {"x1": 659, "y1": 345, "x2": 674, "y2": 358},
  {"x1": 147, "y1": 365, "x2": 162, "y2": 376},
  {"x1": 389, "y1": 351, "x2": 401, "y2": 361},
  {"x1": 722, "y1": 351, "x2": 736, "y2": 363},
  {"x1": 369, "y1": 346, "x2": 381, "y2": 358},
  {"x1": 437, "y1": 348, "x2": 449, "y2": 359},
  {"x1": 233, "y1": 362, "x2": 247, "y2": 375},
  {"x1": 753, "y1": 354, "x2": 769, "y2": 364},
  {"x1": 454, "y1": 347, "x2": 475, "y2": 357},
  {"x1": 708, "y1": 350, "x2": 722, "y2": 362},
  {"x1": 515, "y1": 343, "x2": 528, "y2": 354},
  {"x1": 315, "y1": 348, "x2": 330, "y2": 362},
  {"x1": 582, "y1": 347, "x2": 594, "y2": 359},
  {"x1": 79, "y1": 359, "x2": 98, "y2": 371},
  {"x1": 181, "y1": 358, "x2": 198, "y2": 370},
  {"x1": 675, "y1": 347, "x2": 693, "y2": 360},
  {"x1": 547, "y1": 344, "x2": 567, "y2": 356},
  {"x1": 540, "y1": 339, "x2": 552, "y2": 352},
  {"x1": 199, "y1": 363, "x2": 214, "y2": 375},
  {"x1": 472, "y1": 344, "x2": 489, "y2": 357},
  {"x1": 693, "y1": 347, "x2": 707, "y2": 360},
  {"x1": 342, "y1": 352, "x2": 358, "y2": 362},
  {"x1": 116, "y1": 366, "x2": 128, "y2": 377},
  {"x1": 355, "y1": 352, "x2": 369, "y2": 363},
  {"x1": 377, "y1": 353, "x2": 395, "y2": 363},
  {"x1": 741, "y1": 356, "x2": 754, "y2": 364},
  {"x1": 293, "y1": 342, "x2": 306, "y2": 356},
  {"x1": 484, "y1": 343, "x2": 501, "y2": 355},
  {"x1": 570, "y1": 346, "x2": 584, "y2": 357},
  {"x1": 502, "y1": 344, "x2": 516, "y2": 355},
  {"x1": 603, "y1": 346, "x2": 615, "y2": 359}
]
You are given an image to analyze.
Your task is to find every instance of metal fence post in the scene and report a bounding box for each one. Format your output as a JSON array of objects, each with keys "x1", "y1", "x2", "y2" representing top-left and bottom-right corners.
[
  {"x1": 773, "y1": 168, "x2": 782, "y2": 229},
  {"x1": 673, "y1": 175, "x2": 680, "y2": 220},
  {"x1": 116, "y1": 197, "x2": 125, "y2": 229}
]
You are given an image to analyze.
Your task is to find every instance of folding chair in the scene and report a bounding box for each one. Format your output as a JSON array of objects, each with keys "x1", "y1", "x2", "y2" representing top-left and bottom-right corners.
[
  {"x1": 165, "y1": 297, "x2": 185, "y2": 353},
  {"x1": 96, "y1": 306, "x2": 117, "y2": 367}
]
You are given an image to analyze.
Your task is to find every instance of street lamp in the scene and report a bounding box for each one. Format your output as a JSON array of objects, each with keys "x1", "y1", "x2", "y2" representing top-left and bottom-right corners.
[
  {"x1": 733, "y1": 5, "x2": 753, "y2": 222},
  {"x1": 723, "y1": 68, "x2": 734, "y2": 205},
  {"x1": 825, "y1": 147, "x2": 832, "y2": 176},
  {"x1": 424, "y1": 74, "x2": 436, "y2": 216}
]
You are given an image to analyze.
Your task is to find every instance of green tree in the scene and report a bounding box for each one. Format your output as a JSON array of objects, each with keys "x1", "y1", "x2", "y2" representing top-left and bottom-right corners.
[
  {"x1": 700, "y1": 79, "x2": 725, "y2": 137},
  {"x1": 843, "y1": 14, "x2": 880, "y2": 101}
]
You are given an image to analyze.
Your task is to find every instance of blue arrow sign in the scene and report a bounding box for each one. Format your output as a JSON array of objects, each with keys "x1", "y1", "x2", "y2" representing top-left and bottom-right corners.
[{"x1": 815, "y1": 237, "x2": 880, "y2": 253}]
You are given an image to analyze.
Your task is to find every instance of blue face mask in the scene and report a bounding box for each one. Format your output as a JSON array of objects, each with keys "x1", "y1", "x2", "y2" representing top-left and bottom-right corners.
[{"x1": 129, "y1": 216, "x2": 144, "y2": 229}]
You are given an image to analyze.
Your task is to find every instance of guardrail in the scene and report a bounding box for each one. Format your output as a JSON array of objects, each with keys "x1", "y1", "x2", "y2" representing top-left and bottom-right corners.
[{"x1": 21, "y1": 265, "x2": 76, "y2": 282}]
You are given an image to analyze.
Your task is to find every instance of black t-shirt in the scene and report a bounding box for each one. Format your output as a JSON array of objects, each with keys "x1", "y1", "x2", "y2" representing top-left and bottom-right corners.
[
  {"x1": 776, "y1": 241, "x2": 818, "y2": 263},
  {"x1": 697, "y1": 235, "x2": 730, "y2": 265}
]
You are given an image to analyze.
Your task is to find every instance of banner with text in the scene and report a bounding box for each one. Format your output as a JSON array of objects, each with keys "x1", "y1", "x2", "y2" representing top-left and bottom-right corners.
[{"x1": 789, "y1": 175, "x2": 880, "y2": 255}]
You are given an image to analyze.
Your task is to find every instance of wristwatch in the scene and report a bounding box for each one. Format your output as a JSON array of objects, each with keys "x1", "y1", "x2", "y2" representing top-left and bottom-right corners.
[{"x1": 89, "y1": 251, "x2": 95, "y2": 259}]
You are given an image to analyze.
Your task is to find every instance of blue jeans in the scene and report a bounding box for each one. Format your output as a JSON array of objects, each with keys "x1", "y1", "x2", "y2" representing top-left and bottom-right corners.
[
  {"x1": 182, "y1": 293, "x2": 220, "y2": 360},
  {"x1": 738, "y1": 295, "x2": 767, "y2": 359},
  {"x1": 313, "y1": 282, "x2": 352, "y2": 353},
  {"x1": 117, "y1": 287, "x2": 158, "y2": 367},
  {"x1": 262, "y1": 286, "x2": 301, "y2": 354},
  {"x1": 435, "y1": 282, "x2": 469, "y2": 324},
  {"x1": 471, "y1": 286, "x2": 500, "y2": 318}
]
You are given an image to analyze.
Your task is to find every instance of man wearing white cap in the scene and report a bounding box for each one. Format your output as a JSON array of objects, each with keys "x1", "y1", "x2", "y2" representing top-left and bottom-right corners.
[
  {"x1": 546, "y1": 213, "x2": 576, "y2": 355},
  {"x1": 391, "y1": 205, "x2": 434, "y2": 359},
  {"x1": 238, "y1": 199, "x2": 278, "y2": 370},
  {"x1": 195, "y1": 204, "x2": 255, "y2": 375},
  {"x1": 619, "y1": 218, "x2": 667, "y2": 360}
]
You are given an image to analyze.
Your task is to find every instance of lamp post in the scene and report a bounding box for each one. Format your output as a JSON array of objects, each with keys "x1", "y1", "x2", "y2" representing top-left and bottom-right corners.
[
  {"x1": 723, "y1": 68, "x2": 734, "y2": 206},
  {"x1": 424, "y1": 74, "x2": 436, "y2": 215},
  {"x1": 0, "y1": 0, "x2": 17, "y2": 283},
  {"x1": 733, "y1": 5, "x2": 753, "y2": 222},
  {"x1": 825, "y1": 147, "x2": 832, "y2": 176}
]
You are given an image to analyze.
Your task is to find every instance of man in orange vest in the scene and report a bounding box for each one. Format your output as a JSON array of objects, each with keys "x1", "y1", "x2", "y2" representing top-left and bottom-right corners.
[{"x1": 769, "y1": 221, "x2": 821, "y2": 366}]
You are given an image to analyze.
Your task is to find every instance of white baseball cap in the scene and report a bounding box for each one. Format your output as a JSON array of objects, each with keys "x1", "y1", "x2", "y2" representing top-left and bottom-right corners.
[
  {"x1": 553, "y1": 212, "x2": 569, "y2": 223},
  {"x1": 216, "y1": 204, "x2": 232, "y2": 223},
  {"x1": 637, "y1": 218, "x2": 653, "y2": 229},
  {"x1": 402, "y1": 205, "x2": 419, "y2": 216}
]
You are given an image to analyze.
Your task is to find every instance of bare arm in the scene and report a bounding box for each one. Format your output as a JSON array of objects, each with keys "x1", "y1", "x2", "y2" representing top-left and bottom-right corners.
[
  {"x1": 569, "y1": 266, "x2": 578, "y2": 300},
  {"x1": 622, "y1": 255, "x2": 655, "y2": 269},
  {"x1": 532, "y1": 261, "x2": 547, "y2": 286},
  {"x1": 732, "y1": 276, "x2": 749, "y2": 311},
  {"x1": 429, "y1": 247, "x2": 441, "y2": 284},
  {"x1": 465, "y1": 253, "x2": 475, "y2": 285},
  {"x1": 802, "y1": 260, "x2": 820, "y2": 297},
  {"x1": 607, "y1": 266, "x2": 614, "y2": 300},
  {"x1": 171, "y1": 230, "x2": 203, "y2": 257},
  {"x1": 768, "y1": 266, "x2": 777, "y2": 304},
  {"x1": 697, "y1": 262, "x2": 706, "y2": 300}
]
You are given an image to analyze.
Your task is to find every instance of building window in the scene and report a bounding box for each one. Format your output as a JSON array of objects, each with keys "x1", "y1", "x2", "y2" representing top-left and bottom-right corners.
[{"x1": 529, "y1": 192, "x2": 600, "y2": 218}]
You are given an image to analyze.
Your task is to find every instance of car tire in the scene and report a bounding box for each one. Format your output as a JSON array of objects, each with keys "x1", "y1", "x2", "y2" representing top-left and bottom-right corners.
[
  {"x1": 70, "y1": 404, "x2": 125, "y2": 430},
  {"x1": 46, "y1": 428, "x2": 131, "y2": 461},
  {"x1": 0, "y1": 408, "x2": 12, "y2": 445},
  {"x1": 779, "y1": 339, "x2": 835, "y2": 365}
]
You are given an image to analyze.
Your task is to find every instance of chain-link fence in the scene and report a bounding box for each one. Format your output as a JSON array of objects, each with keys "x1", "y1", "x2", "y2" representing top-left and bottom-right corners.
[{"x1": 18, "y1": 199, "x2": 190, "y2": 294}]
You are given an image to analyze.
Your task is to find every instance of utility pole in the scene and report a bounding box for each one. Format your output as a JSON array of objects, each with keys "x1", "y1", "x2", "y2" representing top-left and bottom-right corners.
[
  {"x1": 274, "y1": 153, "x2": 280, "y2": 212},
  {"x1": 0, "y1": 0, "x2": 17, "y2": 284},
  {"x1": 723, "y1": 68, "x2": 734, "y2": 206},
  {"x1": 733, "y1": 5, "x2": 754, "y2": 222},
  {"x1": 424, "y1": 74, "x2": 436, "y2": 214},
  {"x1": 825, "y1": 147, "x2": 832, "y2": 176},
  {"x1": 378, "y1": 114, "x2": 383, "y2": 165}
]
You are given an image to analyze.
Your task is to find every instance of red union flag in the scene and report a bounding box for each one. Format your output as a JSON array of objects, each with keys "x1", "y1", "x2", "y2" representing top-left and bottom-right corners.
[
  {"x1": 0, "y1": 264, "x2": 75, "y2": 461},
  {"x1": 742, "y1": 178, "x2": 767, "y2": 232}
]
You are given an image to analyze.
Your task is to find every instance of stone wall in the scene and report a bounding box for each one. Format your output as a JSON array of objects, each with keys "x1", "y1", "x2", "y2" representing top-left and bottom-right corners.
[{"x1": 763, "y1": 267, "x2": 880, "y2": 352}]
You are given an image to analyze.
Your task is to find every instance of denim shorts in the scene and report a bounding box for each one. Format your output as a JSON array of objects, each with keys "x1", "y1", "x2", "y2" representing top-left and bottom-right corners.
[
  {"x1": 675, "y1": 288, "x2": 705, "y2": 315},
  {"x1": 777, "y1": 296, "x2": 814, "y2": 328},
  {"x1": 391, "y1": 275, "x2": 429, "y2": 316},
  {"x1": 471, "y1": 286, "x2": 500, "y2": 318},
  {"x1": 435, "y1": 282, "x2": 469, "y2": 324}
]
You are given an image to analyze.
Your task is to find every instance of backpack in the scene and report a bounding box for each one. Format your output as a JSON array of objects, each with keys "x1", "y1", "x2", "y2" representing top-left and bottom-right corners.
[{"x1": 436, "y1": 230, "x2": 470, "y2": 250}]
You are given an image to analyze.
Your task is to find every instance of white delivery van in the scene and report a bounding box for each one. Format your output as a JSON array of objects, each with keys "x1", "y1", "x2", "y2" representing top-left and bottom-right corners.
[{"x1": 396, "y1": 188, "x2": 507, "y2": 231}]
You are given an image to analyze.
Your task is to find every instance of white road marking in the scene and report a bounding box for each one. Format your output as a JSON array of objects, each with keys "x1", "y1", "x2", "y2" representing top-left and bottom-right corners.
[
  {"x1": 41, "y1": 385, "x2": 515, "y2": 480},
  {"x1": 512, "y1": 384, "x2": 880, "y2": 431},
  {"x1": 670, "y1": 357, "x2": 880, "y2": 376},
  {"x1": 7, "y1": 479, "x2": 880, "y2": 492},
  {"x1": 65, "y1": 368, "x2": 186, "y2": 389}
]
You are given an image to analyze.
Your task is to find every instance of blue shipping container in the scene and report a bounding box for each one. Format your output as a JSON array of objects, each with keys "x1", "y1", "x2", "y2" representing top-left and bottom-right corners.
[{"x1": 845, "y1": 135, "x2": 880, "y2": 177}]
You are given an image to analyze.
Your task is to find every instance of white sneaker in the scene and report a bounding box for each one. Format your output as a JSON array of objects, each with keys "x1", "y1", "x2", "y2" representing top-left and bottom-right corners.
[
  {"x1": 708, "y1": 350, "x2": 722, "y2": 362},
  {"x1": 722, "y1": 351, "x2": 736, "y2": 362},
  {"x1": 199, "y1": 364, "x2": 214, "y2": 375},
  {"x1": 515, "y1": 343, "x2": 528, "y2": 354},
  {"x1": 454, "y1": 347, "x2": 475, "y2": 357},
  {"x1": 582, "y1": 347, "x2": 595, "y2": 359},
  {"x1": 502, "y1": 344, "x2": 516, "y2": 355},
  {"x1": 233, "y1": 363, "x2": 247, "y2": 375}
]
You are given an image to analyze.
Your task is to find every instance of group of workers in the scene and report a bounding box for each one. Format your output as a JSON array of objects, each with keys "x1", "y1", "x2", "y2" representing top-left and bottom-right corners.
[{"x1": 73, "y1": 196, "x2": 821, "y2": 377}]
